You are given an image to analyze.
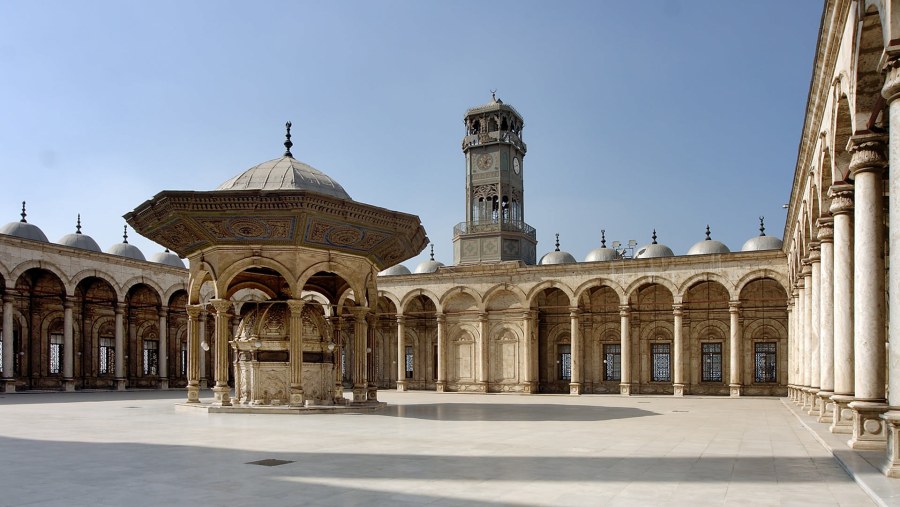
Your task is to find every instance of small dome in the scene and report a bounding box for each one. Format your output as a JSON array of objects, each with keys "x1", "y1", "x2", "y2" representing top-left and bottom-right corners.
[
  {"x1": 741, "y1": 217, "x2": 784, "y2": 252},
  {"x1": 584, "y1": 230, "x2": 618, "y2": 262},
  {"x1": 57, "y1": 215, "x2": 101, "y2": 252},
  {"x1": 540, "y1": 234, "x2": 577, "y2": 265},
  {"x1": 0, "y1": 202, "x2": 48, "y2": 243},
  {"x1": 378, "y1": 264, "x2": 411, "y2": 276},
  {"x1": 687, "y1": 226, "x2": 731, "y2": 255},
  {"x1": 215, "y1": 122, "x2": 351, "y2": 200},
  {"x1": 414, "y1": 245, "x2": 444, "y2": 274},
  {"x1": 635, "y1": 230, "x2": 674, "y2": 259},
  {"x1": 149, "y1": 249, "x2": 186, "y2": 268},
  {"x1": 106, "y1": 225, "x2": 146, "y2": 261}
]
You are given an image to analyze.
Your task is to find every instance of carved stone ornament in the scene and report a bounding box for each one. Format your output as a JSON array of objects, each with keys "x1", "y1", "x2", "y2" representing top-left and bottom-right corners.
[
  {"x1": 848, "y1": 139, "x2": 887, "y2": 176},
  {"x1": 882, "y1": 56, "x2": 900, "y2": 103},
  {"x1": 816, "y1": 218, "x2": 834, "y2": 242},
  {"x1": 807, "y1": 242, "x2": 821, "y2": 263},
  {"x1": 828, "y1": 184, "x2": 854, "y2": 215}
]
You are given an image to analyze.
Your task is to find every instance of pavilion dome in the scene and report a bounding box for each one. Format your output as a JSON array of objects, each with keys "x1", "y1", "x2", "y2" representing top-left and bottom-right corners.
[
  {"x1": 741, "y1": 217, "x2": 784, "y2": 252},
  {"x1": 215, "y1": 122, "x2": 351, "y2": 200},
  {"x1": 414, "y1": 245, "x2": 444, "y2": 274},
  {"x1": 0, "y1": 202, "x2": 49, "y2": 243},
  {"x1": 378, "y1": 264, "x2": 411, "y2": 276},
  {"x1": 687, "y1": 226, "x2": 731, "y2": 255},
  {"x1": 584, "y1": 231, "x2": 617, "y2": 262},
  {"x1": 540, "y1": 234, "x2": 577, "y2": 265},
  {"x1": 57, "y1": 215, "x2": 101, "y2": 252},
  {"x1": 106, "y1": 226, "x2": 146, "y2": 261},
  {"x1": 149, "y1": 249, "x2": 186, "y2": 268},
  {"x1": 635, "y1": 230, "x2": 674, "y2": 259}
]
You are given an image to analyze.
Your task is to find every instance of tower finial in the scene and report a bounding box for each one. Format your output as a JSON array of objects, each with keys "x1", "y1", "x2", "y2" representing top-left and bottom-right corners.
[
  {"x1": 601, "y1": 229, "x2": 606, "y2": 248},
  {"x1": 20, "y1": 201, "x2": 26, "y2": 223},
  {"x1": 652, "y1": 229, "x2": 658, "y2": 244},
  {"x1": 283, "y1": 121, "x2": 293, "y2": 157},
  {"x1": 76, "y1": 214, "x2": 82, "y2": 234},
  {"x1": 705, "y1": 224, "x2": 711, "y2": 241},
  {"x1": 759, "y1": 216, "x2": 766, "y2": 236},
  {"x1": 554, "y1": 233, "x2": 560, "y2": 252},
  {"x1": 429, "y1": 244, "x2": 435, "y2": 261},
  {"x1": 123, "y1": 225, "x2": 129, "y2": 244},
  {"x1": 491, "y1": 89, "x2": 497, "y2": 102}
]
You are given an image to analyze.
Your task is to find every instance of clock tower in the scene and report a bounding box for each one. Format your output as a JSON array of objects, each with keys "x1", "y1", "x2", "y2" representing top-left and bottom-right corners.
[{"x1": 453, "y1": 93, "x2": 537, "y2": 265}]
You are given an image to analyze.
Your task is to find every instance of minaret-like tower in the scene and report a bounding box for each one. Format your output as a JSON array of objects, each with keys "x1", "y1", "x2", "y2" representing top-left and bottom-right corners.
[{"x1": 453, "y1": 93, "x2": 537, "y2": 265}]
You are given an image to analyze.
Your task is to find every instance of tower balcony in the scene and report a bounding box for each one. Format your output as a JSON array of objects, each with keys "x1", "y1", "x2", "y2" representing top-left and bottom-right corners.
[
  {"x1": 453, "y1": 220, "x2": 536, "y2": 241},
  {"x1": 461, "y1": 131, "x2": 527, "y2": 152}
]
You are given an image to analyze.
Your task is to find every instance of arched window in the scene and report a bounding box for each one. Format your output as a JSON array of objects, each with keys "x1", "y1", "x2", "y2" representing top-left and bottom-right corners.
[
  {"x1": 49, "y1": 333, "x2": 63, "y2": 374},
  {"x1": 99, "y1": 336, "x2": 115, "y2": 375},
  {"x1": 651, "y1": 342, "x2": 670, "y2": 382},
  {"x1": 701, "y1": 342, "x2": 722, "y2": 382}
]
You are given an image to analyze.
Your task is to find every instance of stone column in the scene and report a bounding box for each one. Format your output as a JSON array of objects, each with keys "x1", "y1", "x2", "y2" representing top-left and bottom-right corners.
[
  {"x1": 185, "y1": 304, "x2": 202, "y2": 403},
  {"x1": 673, "y1": 304, "x2": 684, "y2": 397},
  {"x1": 478, "y1": 312, "x2": 489, "y2": 392},
  {"x1": 808, "y1": 244, "x2": 822, "y2": 416},
  {"x1": 800, "y1": 264, "x2": 812, "y2": 409},
  {"x1": 817, "y1": 219, "x2": 835, "y2": 423},
  {"x1": 114, "y1": 304, "x2": 126, "y2": 391},
  {"x1": 210, "y1": 299, "x2": 233, "y2": 407},
  {"x1": 286, "y1": 299, "x2": 305, "y2": 406},
  {"x1": 789, "y1": 289, "x2": 800, "y2": 402},
  {"x1": 396, "y1": 315, "x2": 407, "y2": 392},
  {"x1": 332, "y1": 316, "x2": 344, "y2": 401},
  {"x1": 366, "y1": 313, "x2": 378, "y2": 402},
  {"x1": 2, "y1": 294, "x2": 14, "y2": 393},
  {"x1": 619, "y1": 305, "x2": 632, "y2": 396},
  {"x1": 62, "y1": 299, "x2": 75, "y2": 392},
  {"x1": 569, "y1": 307, "x2": 582, "y2": 395},
  {"x1": 728, "y1": 302, "x2": 742, "y2": 397},
  {"x1": 350, "y1": 307, "x2": 369, "y2": 402},
  {"x1": 830, "y1": 183, "x2": 855, "y2": 433},
  {"x1": 522, "y1": 310, "x2": 535, "y2": 393},
  {"x1": 435, "y1": 313, "x2": 446, "y2": 392},
  {"x1": 198, "y1": 310, "x2": 208, "y2": 389},
  {"x1": 847, "y1": 137, "x2": 888, "y2": 450},
  {"x1": 158, "y1": 308, "x2": 168, "y2": 390}
]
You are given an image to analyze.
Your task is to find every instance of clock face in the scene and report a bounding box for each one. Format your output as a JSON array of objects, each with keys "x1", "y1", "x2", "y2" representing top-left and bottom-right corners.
[
  {"x1": 477, "y1": 153, "x2": 493, "y2": 171},
  {"x1": 513, "y1": 157, "x2": 520, "y2": 175}
]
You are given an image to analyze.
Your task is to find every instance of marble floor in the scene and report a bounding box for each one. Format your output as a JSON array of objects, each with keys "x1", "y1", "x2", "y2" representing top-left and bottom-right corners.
[{"x1": 0, "y1": 390, "x2": 879, "y2": 506}]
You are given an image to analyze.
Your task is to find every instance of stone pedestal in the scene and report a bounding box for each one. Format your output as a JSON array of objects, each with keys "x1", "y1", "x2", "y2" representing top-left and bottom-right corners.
[
  {"x1": 200, "y1": 379, "x2": 208, "y2": 389},
  {"x1": 882, "y1": 411, "x2": 900, "y2": 478},
  {"x1": 352, "y1": 386, "x2": 366, "y2": 402},
  {"x1": 729, "y1": 384, "x2": 741, "y2": 397},
  {"x1": 367, "y1": 386, "x2": 378, "y2": 402},
  {"x1": 116, "y1": 379, "x2": 127, "y2": 391},
  {"x1": 3, "y1": 380, "x2": 15, "y2": 393},
  {"x1": 848, "y1": 400, "x2": 889, "y2": 450},
  {"x1": 476, "y1": 381, "x2": 488, "y2": 393},
  {"x1": 673, "y1": 383, "x2": 685, "y2": 397},
  {"x1": 213, "y1": 385, "x2": 233, "y2": 406},
  {"x1": 64, "y1": 379, "x2": 75, "y2": 392},
  {"x1": 830, "y1": 395, "x2": 854, "y2": 434},
  {"x1": 806, "y1": 388, "x2": 821, "y2": 416},
  {"x1": 619, "y1": 383, "x2": 631, "y2": 396},
  {"x1": 523, "y1": 381, "x2": 535, "y2": 394},
  {"x1": 186, "y1": 383, "x2": 200, "y2": 403},
  {"x1": 569, "y1": 382, "x2": 581, "y2": 395},
  {"x1": 816, "y1": 391, "x2": 834, "y2": 423},
  {"x1": 436, "y1": 381, "x2": 446, "y2": 393},
  {"x1": 397, "y1": 379, "x2": 408, "y2": 392},
  {"x1": 160, "y1": 379, "x2": 169, "y2": 390}
]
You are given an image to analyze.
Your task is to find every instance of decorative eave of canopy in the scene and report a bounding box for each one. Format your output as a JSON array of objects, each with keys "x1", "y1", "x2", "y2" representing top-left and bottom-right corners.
[{"x1": 124, "y1": 189, "x2": 428, "y2": 270}]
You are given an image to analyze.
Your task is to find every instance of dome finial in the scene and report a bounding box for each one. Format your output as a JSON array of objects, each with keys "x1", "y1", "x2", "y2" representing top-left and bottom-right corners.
[
  {"x1": 555, "y1": 233, "x2": 560, "y2": 252},
  {"x1": 652, "y1": 229, "x2": 658, "y2": 244},
  {"x1": 122, "y1": 224, "x2": 129, "y2": 244},
  {"x1": 76, "y1": 214, "x2": 82, "y2": 234},
  {"x1": 20, "y1": 201, "x2": 26, "y2": 223},
  {"x1": 429, "y1": 243, "x2": 435, "y2": 261},
  {"x1": 759, "y1": 216, "x2": 766, "y2": 236},
  {"x1": 283, "y1": 121, "x2": 293, "y2": 157},
  {"x1": 705, "y1": 224, "x2": 711, "y2": 241},
  {"x1": 491, "y1": 89, "x2": 497, "y2": 102},
  {"x1": 600, "y1": 229, "x2": 607, "y2": 248}
]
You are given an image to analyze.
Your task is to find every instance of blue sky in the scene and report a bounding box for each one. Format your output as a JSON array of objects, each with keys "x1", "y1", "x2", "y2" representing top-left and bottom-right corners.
[{"x1": 0, "y1": 1, "x2": 822, "y2": 269}]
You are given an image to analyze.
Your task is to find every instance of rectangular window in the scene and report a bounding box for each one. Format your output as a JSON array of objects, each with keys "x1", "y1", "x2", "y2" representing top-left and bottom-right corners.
[
  {"x1": 754, "y1": 342, "x2": 777, "y2": 383},
  {"x1": 701, "y1": 342, "x2": 723, "y2": 382},
  {"x1": 405, "y1": 345, "x2": 414, "y2": 379},
  {"x1": 559, "y1": 344, "x2": 571, "y2": 381},
  {"x1": 651, "y1": 343, "x2": 670, "y2": 382},
  {"x1": 603, "y1": 344, "x2": 621, "y2": 381},
  {"x1": 99, "y1": 337, "x2": 115, "y2": 375},
  {"x1": 0, "y1": 330, "x2": 3, "y2": 374},
  {"x1": 180, "y1": 341, "x2": 187, "y2": 377},
  {"x1": 143, "y1": 340, "x2": 159, "y2": 376},
  {"x1": 49, "y1": 333, "x2": 63, "y2": 374},
  {"x1": 341, "y1": 349, "x2": 346, "y2": 380}
]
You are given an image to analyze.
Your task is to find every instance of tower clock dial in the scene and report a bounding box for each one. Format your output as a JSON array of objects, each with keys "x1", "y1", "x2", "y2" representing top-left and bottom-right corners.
[{"x1": 477, "y1": 153, "x2": 494, "y2": 171}]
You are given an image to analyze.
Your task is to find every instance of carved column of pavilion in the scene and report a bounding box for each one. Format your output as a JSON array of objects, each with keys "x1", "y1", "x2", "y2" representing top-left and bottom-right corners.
[
  {"x1": 62, "y1": 299, "x2": 75, "y2": 392},
  {"x1": 880, "y1": 57, "x2": 900, "y2": 476},
  {"x1": 396, "y1": 315, "x2": 407, "y2": 392},
  {"x1": 210, "y1": 299, "x2": 233, "y2": 406},
  {"x1": 2, "y1": 293, "x2": 14, "y2": 393},
  {"x1": 198, "y1": 309, "x2": 208, "y2": 389},
  {"x1": 728, "y1": 301, "x2": 742, "y2": 397},
  {"x1": 808, "y1": 243, "x2": 822, "y2": 417},
  {"x1": 350, "y1": 306, "x2": 369, "y2": 402},
  {"x1": 829, "y1": 183, "x2": 855, "y2": 433},
  {"x1": 478, "y1": 312, "x2": 489, "y2": 392},
  {"x1": 286, "y1": 299, "x2": 305, "y2": 407},
  {"x1": 435, "y1": 313, "x2": 446, "y2": 393},
  {"x1": 847, "y1": 137, "x2": 888, "y2": 450},
  {"x1": 569, "y1": 307, "x2": 582, "y2": 395},
  {"x1": 816, "y1": 218, "x2": 835, "y2": 423},
  {"x1": 619, "y1": 305, "x2": 632, "y2": 396},
  {"x1": 158, "y1": 308, "x2": 168, "y2": 390},
  {"x1": 114, "y1": 304, "x2": 126, "y2": 391},
  {"x1": 521, "y1": 310, "x2": 536, "y2": 393},
  {"x1": 185, "y1": 304, "x2": 202, "y2": 403},
  {"x1": 366, "y1": 313, "x2": 378, "y2": 402},
  {"x1": 672, "y1": 303, "x2": 684, "y2": 397}
]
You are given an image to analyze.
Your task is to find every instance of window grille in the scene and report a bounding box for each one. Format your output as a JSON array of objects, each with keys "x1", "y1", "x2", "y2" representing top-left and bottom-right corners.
[
  {"x1": 701, "y1": 342, "x2": 723, "y2": 382},
  {"x1": 754, "y1": 342, "x2": 777, "y2": 383},
  {"x1": 651, "y1": 343, "x2": 670, "y2": 382},
  {"x1": 603, "y1": 343, "x2": 621, "y2": 381},
  {"x1": 180, "y1": 341, "x2": 187, "y2": 377},
  {"x1": 0, "y1": 331, "x2": 3, "y2": 374},
  {"x1": 49, "y1": 333, "x2": 63, "y2": 374},
  {"x1": 99, "y1": 337, "x2": 115, "y2": 375},
  {"x1": 559, "y1": 344, "x2": 571, "y2": 381},
  {"x1": 405, "y1": 345, "x2": 413, "y2": 379},
  {"x1": 341, "y1": 349, "x2": 346, "y2": 379},
  {"x1": 143, "y1": 340, "x2": 159, "y2": 376}
]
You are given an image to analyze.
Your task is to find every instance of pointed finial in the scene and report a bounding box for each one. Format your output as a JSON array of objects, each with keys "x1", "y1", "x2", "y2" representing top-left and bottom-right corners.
[
  {"x1": 20, "y1": 201, "x2": 27, "y2": 223},
  {"x1": 705, "y1": 225, "x2": 711, "y2": 241},
  {"x1": 651, "y1": 229, "x2": 658, "y2": 244},
  {"x1": 76, "y1": 214, "x2": 82, "y2": 234},
  {"x1": 429, "y1": 244, "x2": 435, "y2": 261},
  {"x1": 554, "y1": 233, "x2": 560, "y2": 252},
  {"x1": 600, "y1": 229, "x2": 607, "y2": 248},
  {"x1": 283, "y1": 121, "x2": 293, "y2": 157},
  {"x1": 491, "y1": 89, "x2": 497, "y2": 102},
  {"x1": 164, "y1": 248, "x2": 170, "y2": 253},
  {"x1": 759, "y1": 216, "x2": 766, "y2": 236},
  {"x1": 122, "y1": 225, "x2": 129, "y2": 244}
]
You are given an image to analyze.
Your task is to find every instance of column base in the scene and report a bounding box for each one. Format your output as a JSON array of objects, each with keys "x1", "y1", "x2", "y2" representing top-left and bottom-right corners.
[
  {"x1": 200, "y1": 379, "x2": 208, "y2": 389},
  {"x1": 476, "y1": 381, "x2": 488, "y2": 393},
  {"x1": 881, "y1": 410, "x2": 900, "y2": 478},
  {"x1": 800, "y1": 388, "x2": 813, "y2": 409},
  {"x1": 729, "y1": 384, "x2": 741, "y2": 397},
  {"x1": 2, "y1": 379, "x2": 15, "y2": 393},
  {"x1": 436, "y1": 381, "x2": 446, "y2": 393},
  {"x1": 186, "y1": 382, "x2": 200, "y2": 404},
  {"x1": 569, "y1": 382, "x2": 581, "y2": 395},
  {"x1": 848, "y1": 400, "x2": 889, "y2": 450},
  {"x1": 619, "y1": 383, "x2": 631, "y2": 396},
  {"x1": 806, "y1": 388, "x2": 822, "y2": 416},
  {"x1": 63, "y1": 379, "x2": 75, "y2": 392},
  {"x1": 159, "y1": 379, "x2": 169, "y2": 390},
  {"x1": 352, "y1": 385, "x2": 366, "y2": 403},
  {"x1": 816, "y1": 391, "x2": 834, "y2": 423},
  {"x1": 367, "y1": 386, "x2": 378, "y2": 402},
  {"x1": 397, "y1": 380, "x2": 407, "y2": 392},
  {"x1": 213, "y1": 385, "x2": 232, "y2": 407},
  {"x1": 522, "y1": 382, "x2": 535, "y2": 394},
  {"x1": 830, "y1": 394, "x2": 854, "y2": 434},
  {"x1": 673, "y1": 383, "x2": 685, "y2": 397},
  {"x1": 116, "y1": 378, "x2": 127, "y2": 391}
]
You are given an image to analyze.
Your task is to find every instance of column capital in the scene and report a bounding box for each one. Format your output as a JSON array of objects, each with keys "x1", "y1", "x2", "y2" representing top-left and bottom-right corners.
[
  {"x1": 672, "y1": 304, "x2": 683, "y2": 316},
  {"x1": 348, "y1": 306, "x2": 370, "y2": 319},
  {"x1": 186, "y1": 304, "x2": 202, "y2": 319},
  {"x1": 396, "y1": 314, "x2": 406, "y2": 325},
  {"x1": 286, "y1": 299, "x2": 305, "y2": 316},
  {"x1": 618, "y1": 305, "x2": 631, "y2": 317},
  {"x1": 210, "y1": 298, "x2": 233, "y2": 316},
  {"x1": 435, "y1": 313, "x2": 446, "y2": 324},
  {"x1": 520, "y1": 310, "x2": 537, "y2": 320},
  {"x1": 807, "y1": 242, "x2": 821, "y2": 263},
  {"x1": 728, "y1": 301, "x2": 741, "y2": 313},
  {"x1": 1, "y1": 292, "x2": 13, "y2": 304},
  {"x1": 478, "y1": 312, "x2": 488, "y2": 323},
  {"x1": 63, "y1": 299, "x2": 75, "y2": 310},
  {"x1": 815, "y1": 217, "x2": 834, "y2": 243},
  {"x1": 828, "y1": 183, "x2": 854, "y2": 215},
  {"x1": 115, "y1": 303, "x2": 126, "y2": 316},
  {"x1": 848, "y1": 136, "x2": 888, "y2": 177},
  {"x1": 881, "y1": 55, "x2": 900, "y2": 103},
  {"x1": 158, "y1": 307, "x2": 168, "y2": 318},
  {"x1": 568, "y1": 307, "x2": 581, "y2": 318}
]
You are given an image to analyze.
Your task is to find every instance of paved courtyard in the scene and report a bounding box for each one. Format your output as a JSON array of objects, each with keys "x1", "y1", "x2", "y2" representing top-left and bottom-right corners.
[{"x1": 0, "y1": 391, "x2": 880, "y2": 506}]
